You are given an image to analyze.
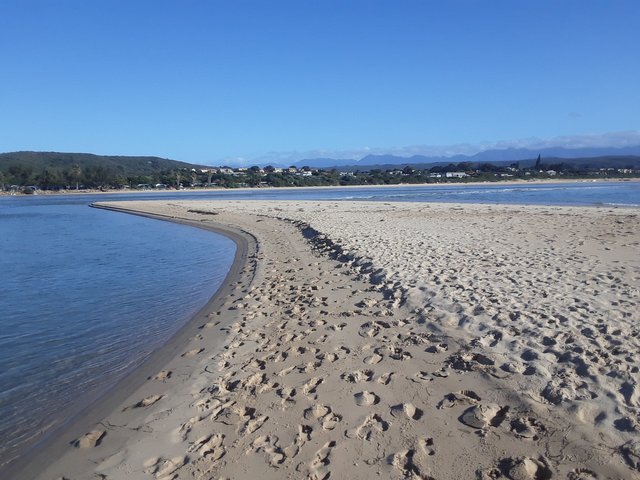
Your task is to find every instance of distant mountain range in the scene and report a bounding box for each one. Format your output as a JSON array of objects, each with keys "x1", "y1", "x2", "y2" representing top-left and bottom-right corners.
[
  {"x1": 292, "y1": 145, "x2": 640, "y2": 170},
  {"x1": 2, "y1": 148, "x2": 640, "y2": 177}
]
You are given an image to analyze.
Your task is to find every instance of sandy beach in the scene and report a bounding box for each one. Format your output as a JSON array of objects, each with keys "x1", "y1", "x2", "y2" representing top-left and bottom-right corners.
[{"x1": 20, "y1": 199, "x2": 640, "y2": 479}]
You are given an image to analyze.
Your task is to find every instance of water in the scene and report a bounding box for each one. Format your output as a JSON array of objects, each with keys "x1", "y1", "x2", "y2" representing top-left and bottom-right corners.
[
  {"x1": 0, "y1": 180, "x2": 638, "y2": 467},
  {"x1": 331, "y1": 181, "x2": 640, "y2": 206},
  {"x1": 44, "y1": 180, "x2": 637, "y2": 206},
  {"x1": 0, "y1": 196, "x2": 236, "y2": 466}
]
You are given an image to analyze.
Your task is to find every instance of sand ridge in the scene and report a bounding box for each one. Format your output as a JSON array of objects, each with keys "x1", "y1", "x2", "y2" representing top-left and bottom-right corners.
[{"x1": 29, "y1": 200, "x2": 640, "y2": 479}]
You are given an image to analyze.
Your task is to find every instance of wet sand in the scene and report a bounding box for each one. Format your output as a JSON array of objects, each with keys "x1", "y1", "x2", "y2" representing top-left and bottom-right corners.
[{"x1": 21, "y1": 199, "x2": 640, "y2": 479}]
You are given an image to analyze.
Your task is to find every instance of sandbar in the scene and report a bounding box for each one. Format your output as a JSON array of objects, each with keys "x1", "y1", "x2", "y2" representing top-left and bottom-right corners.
[{"x1": 18, "y1": 199, "x2": 640, "y2": 479}]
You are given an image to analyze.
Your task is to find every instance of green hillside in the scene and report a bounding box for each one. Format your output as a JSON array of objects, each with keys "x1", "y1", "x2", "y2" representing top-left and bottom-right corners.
[{"x1": 0, "y1": 151, "x2": 205, "y2": 188}]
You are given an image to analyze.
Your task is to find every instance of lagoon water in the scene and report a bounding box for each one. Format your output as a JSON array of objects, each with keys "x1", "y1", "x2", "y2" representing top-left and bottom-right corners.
[
  {"x1": 0, "y1": 197, "x2": 236, "y2": 466},
  {"x1": 0, "y1": 181, "x2": 638, "y2": 467}
]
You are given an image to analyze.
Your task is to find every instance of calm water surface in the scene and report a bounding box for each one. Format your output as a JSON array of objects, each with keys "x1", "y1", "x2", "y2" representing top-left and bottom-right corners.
[
  {"x1": 0, "y1": 181, "x2": 638, "y2": 467},
  {"x1": 0, "y1": 197, "x2": 235, "y2": 466},
  {"x1": 49, "y1": 180, "x2": 639, "y2": 206}
]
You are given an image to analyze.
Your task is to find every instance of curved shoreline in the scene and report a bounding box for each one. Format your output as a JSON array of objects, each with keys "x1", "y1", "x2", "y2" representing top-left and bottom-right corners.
[{"x1": 5, "y1": 204, "x2": 257, "y2": 480}]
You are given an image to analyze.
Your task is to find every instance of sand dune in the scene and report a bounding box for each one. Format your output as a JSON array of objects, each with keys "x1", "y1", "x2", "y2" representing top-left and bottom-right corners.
[{"x1": 28, "y1": 200, "x2": 639, "y2": 479}]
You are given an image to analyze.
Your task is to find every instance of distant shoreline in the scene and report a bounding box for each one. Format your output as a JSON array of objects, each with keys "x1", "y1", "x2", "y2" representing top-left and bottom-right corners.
[{"x1": 1, "y1": 176, "x2": 639, "y2": 196}]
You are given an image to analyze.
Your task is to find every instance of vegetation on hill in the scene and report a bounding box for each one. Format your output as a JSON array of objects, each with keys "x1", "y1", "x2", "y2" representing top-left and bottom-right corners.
[
  {"x1": 0, "y1": 151, "x2": 638, "y2": 192},
  {"x1": 0, "y1": 151, "x2": 204, "y2": 190}
]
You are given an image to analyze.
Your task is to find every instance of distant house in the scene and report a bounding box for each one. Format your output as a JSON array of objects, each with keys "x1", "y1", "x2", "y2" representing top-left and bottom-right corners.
[
  {"x1": 445, "y1": 171, "x2": 467, "y2": 178},
  {"x1": 218, "y1": 168, "x2": 234, "y2": 175},
  {"x1": 546, "y1": 170, "x2": 557, "y2": 176}
]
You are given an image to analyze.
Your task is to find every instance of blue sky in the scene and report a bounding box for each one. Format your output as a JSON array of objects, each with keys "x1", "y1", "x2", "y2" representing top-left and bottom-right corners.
[{"x1": 1, "y1": 1, "x2": 638, "y2": 166}]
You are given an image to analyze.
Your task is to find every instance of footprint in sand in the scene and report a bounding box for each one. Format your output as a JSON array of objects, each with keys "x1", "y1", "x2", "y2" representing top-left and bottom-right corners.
[
  {"x1": 277, "y1": 385, "x2": 297, "y2": 407},
  {"x1": 150, "y1": 370, "x2": 172, "y2": 382},
  {"x1": 502, "y1": 457, "x2": 552, "y2": 480},
  {"x1": 341, "y1": 369, "x2": 374, "y2": 383},
  {"x1": 358, "y1": 320, "x2": 390, "y2": 337},
  {"x1": 317, "y1": 351, "x2": 338, "y2": 362},
  {"x1": 620, "y1": 440, "x2": 640, "y2": 471},
  {"x1": 209, "y1": 399, "x2": 236, "y2": 421},
  {"x1": 364, "y1": 353, "x2": 383, "y2": 365},
  {"x1": 459, "y1": 404, "x2": 509, "y2": 429},
  {"x1": 446, "y1": 352, "x2": 496, "y2": 372},
  {"x1": 284, "y1": 424, "x2": 312, "y2": 459},
  {"x1": 199, "y1": 321, "x2": 217, "y2": 329},
  {"x1": 389, "y1": 449, "x2": 431, "y2": 480},
  {"x1": 243, "y1": 371, "x2": 267, "y2": 389},
  {"x1": 354, "y1": 391, "x2": 380, "y2": 406},
  {"x1": 310, "y1": 333, "x2": 329, "y2": 345},
  {"x1": 390, "y1": 402, "x2": 423, "y2": 420},
  {"x1": 239, "y1": 414, "x2": 268, "y2": 436},
  {"x1": 309, "y1": 441, "x2": 335, "y2": 480},
  {"x1": 566, "y1": 468, "x2": 599, "y2": 480},
  {"x1": 418, "y1": 437, "x2": 435, "y2": 456},
  {"x1": 174, "y1": 415, "x2": 203, "y2": 442},
  {"x1": 425, "y1": 343, "x2": 449, "y2": 353},
  {"x1": 277, "y1": 365, "x2": 296, "y2": 376},
  {"x1": 299, "y1": 361, "x2": 322, "y2": 373},
  {"x1": 143, "y1": 455, "x2": 187, "y2": 479},
  {"x1": 413, "y1": 371, "x2": 434, "y2": 383},
  {"x1": 182, "y1": 347, "x2": 204, "y2": 357},
  {"x1": 302, "y1": 377, "x2": 323, "y2": 397},
  {"x1": 72, "y1": 429, "x2": 105, "y2": 448},
  {"x1": 303, "y1": 404, "x2": 342, "y2": 431},
  {"x1": 244, "y1": 358, "x2": 266, "y2": 371},
  {"x1": 509, "y1": 416, "x2": 547, "y2": 440},
  {"x1": 130, "y1": 394, "x2": 163, "y2": 409},
  {"x1": 290, "y1": 345, "x2": 307, "y2": 356},
  {"x1": 345, "y1": 413, "x2": 389, "y2": 441},
  {"x1": 437, "y1": 390, "x2": 481, "y2": 409},
  {"x1": 252, "y1": 435, "x2": 286, "y2": 466},
  {"x1": 387, "y1": 346, "x2": 412, "y2": 361},
  {"x1": 188, "y1": 433, "x2": 225, "y2": 462}
]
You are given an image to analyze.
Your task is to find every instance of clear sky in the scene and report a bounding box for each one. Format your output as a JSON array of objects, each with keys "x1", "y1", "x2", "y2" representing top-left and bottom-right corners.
[{"x1": 1, "y1": 1, "x2": 638, "y2": 165}]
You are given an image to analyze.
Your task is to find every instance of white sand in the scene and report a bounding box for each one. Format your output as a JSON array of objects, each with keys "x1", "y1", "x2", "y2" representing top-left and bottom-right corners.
[{"x1": 28, "y1": 200, "x2": 640, "y2": 480}]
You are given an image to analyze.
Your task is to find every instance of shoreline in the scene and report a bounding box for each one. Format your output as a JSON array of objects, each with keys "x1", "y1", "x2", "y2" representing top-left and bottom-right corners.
[
  {"x1": 4, "y1": 206, "x2": 257, "y2": 480},
  {"x1": 1, "y1": 176, "x2": 638, "y2": 197}
]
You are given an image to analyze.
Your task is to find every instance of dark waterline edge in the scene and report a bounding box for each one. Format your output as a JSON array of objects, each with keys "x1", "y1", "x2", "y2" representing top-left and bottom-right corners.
[{"x1": 4, "y1": 203, "x2": 257, "y2": 480}]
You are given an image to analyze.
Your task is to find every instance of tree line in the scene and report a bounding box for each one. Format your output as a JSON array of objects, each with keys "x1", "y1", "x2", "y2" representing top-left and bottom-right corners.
[{"x1": 1, "y1": 160, "x2": 637, "y2": 192}]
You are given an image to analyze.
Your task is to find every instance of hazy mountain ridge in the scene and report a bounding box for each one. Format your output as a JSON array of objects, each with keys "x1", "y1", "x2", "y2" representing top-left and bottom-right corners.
[
  {"x1": 293, "y1": 145, "x2": 640, "y2": 169},
  {"x1": 331, "y1": 156, "x2": 640, "y2": 173}
]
